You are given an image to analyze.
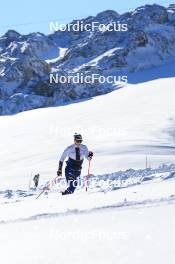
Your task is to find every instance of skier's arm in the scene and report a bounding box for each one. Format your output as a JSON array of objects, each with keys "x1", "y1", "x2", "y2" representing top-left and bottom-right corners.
[
  {"x1": 57, "y1": 147, "x2": 69, "y2": 176},
  {"x1": 60, "y1": 146, "x2": 70, "y2": 162}
]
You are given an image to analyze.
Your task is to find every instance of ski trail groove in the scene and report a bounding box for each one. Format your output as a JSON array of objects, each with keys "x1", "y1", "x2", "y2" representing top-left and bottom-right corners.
[{"x1": 0, "y1": 195, "x2": 175, "y2": 225}]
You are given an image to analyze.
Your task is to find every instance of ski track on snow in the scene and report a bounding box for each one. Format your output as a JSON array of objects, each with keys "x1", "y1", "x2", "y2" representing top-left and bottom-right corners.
[{"x1": 0, "y1": 195, "x2": 175, "y2": 225}]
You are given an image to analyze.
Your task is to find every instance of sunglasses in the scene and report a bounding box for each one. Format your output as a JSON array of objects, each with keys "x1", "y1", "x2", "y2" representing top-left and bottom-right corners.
[{"x1": 75, "y1": 139, "x2": 82, "y2": 143}]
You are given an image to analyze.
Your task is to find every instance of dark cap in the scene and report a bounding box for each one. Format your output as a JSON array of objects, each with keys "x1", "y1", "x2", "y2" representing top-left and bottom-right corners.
[{"x1": 74, "y1": 133, "x2": 83, "y2": 141}]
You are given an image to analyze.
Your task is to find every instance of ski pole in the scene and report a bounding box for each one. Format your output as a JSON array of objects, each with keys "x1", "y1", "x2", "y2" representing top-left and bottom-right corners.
[
  {"x1": 36, "y1": 175, "x2": 60, "y2": 199},
  {"x1": 85, "y1": 159, "x2": 91, "y2": 192}
]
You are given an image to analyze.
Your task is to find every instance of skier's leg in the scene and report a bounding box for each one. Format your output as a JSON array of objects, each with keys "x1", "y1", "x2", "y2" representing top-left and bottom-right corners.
[
  {"x1": 62, "y1": 176, "x2": 78, "y2": 194},
  {"x1": 67, "y1": 176, "x2": 78, "y2": 193},
  {"x1": 65, "y1": 166, "x2": 70, "y2": 183},
  {"x1": 62, "y1": 166, "x2": 73, "y2": 195},
  {"x1": 62, "y1": 167, "x2": 80, "y2": 195}
]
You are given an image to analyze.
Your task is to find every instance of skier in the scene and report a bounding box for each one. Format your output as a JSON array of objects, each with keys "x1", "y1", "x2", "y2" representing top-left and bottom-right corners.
[
  {"x1": 57, "y1": 133, "x2": 93, "y2": 195},
  {"x1": 33, "y1": 174, "x2": 40, "y2": 188}
]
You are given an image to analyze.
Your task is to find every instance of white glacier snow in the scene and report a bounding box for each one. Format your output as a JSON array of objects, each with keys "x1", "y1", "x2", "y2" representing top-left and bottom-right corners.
[{"x1": 0, "y1": 63, "x2": 175, "y2": 264}]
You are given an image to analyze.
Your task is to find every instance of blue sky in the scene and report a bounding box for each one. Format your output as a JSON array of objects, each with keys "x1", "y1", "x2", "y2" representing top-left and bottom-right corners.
[{"x1": 0, "y1": 0, "x2": 172, "y2": 36}]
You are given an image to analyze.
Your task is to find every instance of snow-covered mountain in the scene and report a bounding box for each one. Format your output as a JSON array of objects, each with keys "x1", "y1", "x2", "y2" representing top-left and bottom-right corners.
[{"x1": 0, "y1": 4, "x2": 175, "y2": 115}]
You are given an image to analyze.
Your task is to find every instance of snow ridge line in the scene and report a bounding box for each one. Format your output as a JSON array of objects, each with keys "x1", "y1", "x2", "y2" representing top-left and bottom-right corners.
[
  {"x1": 0, "y1": 164, "x2": 175, "y2": 200},
  {"x1": 0, "y1": 195, "x2": 175, "y2": 225}
]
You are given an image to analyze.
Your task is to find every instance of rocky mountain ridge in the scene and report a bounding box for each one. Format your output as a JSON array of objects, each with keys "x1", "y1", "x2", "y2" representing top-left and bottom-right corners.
[{"x1": 0, "y1": 4, "x2": 175, "y2": 115}]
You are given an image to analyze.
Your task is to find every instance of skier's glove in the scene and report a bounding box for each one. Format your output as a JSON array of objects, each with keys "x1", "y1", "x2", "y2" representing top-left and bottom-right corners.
[
  {"x1": 57, "y1": 161, "x2": 63, "y2": 177},
  {"x1": 57, "y1": 169, "x2": 62, "y2": 177},
  {"x1": 88, "y1": 151, "x2": 93, "y2": 160}
]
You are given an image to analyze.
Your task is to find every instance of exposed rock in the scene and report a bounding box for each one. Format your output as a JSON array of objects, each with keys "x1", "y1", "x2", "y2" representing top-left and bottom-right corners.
[{"x1": 0, "y1": 4, "x2": 174, "y2": 115}]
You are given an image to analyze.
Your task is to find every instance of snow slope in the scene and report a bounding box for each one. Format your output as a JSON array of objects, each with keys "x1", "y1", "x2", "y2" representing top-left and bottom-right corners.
[
  {"x1": 0, "y1": 64, "x2": 175, "y2": 264},
  {"x1": 0, "y1": 169, "x2": 175, "y2": 264},
  {"x1": 1, "y1": 202, "x2": 175, "y2": 264},
  {"x1": 0, "y1": 64, "x2": 175, "y2": 188}
]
